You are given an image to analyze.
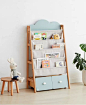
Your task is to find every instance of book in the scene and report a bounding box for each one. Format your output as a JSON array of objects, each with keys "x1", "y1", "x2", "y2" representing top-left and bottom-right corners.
[
  {"x1": 33, "y1": 33, "x2": 41, "y2": 40},
  {"x1": 34, "y1": 44, "x2": 43, "y2": 50},
  {"x1": 41, "y1": 33, "x2": 47, "y2": 40},
  {"x1": 52, "y1": 44, "x2": 60, "y2": 48},
  {"x1": 42, "y1": 60, "x2": 50, "y2": 68},
  {"x1": 45, "y1": 52, "x2": 60, "y2": 58},
  {"x1": 37, "y1": 58, "x2": 47, "y2": 69},
  {"x1": 56, "y1": 61, "x2": 64, "y2": 67}
]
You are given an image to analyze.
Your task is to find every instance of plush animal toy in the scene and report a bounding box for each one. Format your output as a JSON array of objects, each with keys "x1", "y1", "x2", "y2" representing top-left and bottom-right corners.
[{"x1": 7, "y1": 58, "x2": 25, "y2": 83}]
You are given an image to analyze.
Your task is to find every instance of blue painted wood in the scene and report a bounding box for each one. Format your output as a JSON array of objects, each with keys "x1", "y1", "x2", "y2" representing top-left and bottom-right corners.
[
  {"x1": 52, "y1": 74, "x2": 68, "y2": 89},
  {"x1": 35, "y1": 77, "x2": 52, "y2": 91},
  {"x1": 30, "y1": 20, "x2": 60, "y2": 31}
]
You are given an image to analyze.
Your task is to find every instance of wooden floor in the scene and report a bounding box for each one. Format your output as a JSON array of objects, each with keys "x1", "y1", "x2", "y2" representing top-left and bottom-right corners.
[{"x1": 0, "y1": 83, "x2": 86, "y2": 104}]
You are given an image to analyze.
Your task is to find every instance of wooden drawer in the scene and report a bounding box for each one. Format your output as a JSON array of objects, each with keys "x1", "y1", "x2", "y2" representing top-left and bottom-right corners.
[
  {"x1": 52, "y1": 74, "x2": 68, "y2": 89},
  {"x1": 35, "y1": 77, "x2": 52, "y2": 91}
]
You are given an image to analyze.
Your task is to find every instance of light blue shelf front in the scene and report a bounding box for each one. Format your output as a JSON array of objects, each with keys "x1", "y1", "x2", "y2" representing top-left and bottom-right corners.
[
  {"x1": 52, "y1": 74, "x2": 68, "y2": 89},
  {"x1": 30, "y1": 20, "x2": 60, "y2": 31},
  {"x1": 36, "y1": 77, "x2": 52, "y2": 91}
]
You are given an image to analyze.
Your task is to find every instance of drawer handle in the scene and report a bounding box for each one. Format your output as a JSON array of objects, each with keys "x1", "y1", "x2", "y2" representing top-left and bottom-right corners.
[
  {"x1": 58, "y1": 81, "x2": 62, "y2": 83},
  {"x1": 42, "y1": 82, "x2": 46, "y2": 85}
]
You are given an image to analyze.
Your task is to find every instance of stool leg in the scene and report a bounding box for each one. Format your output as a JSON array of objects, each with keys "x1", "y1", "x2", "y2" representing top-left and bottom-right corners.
[
  {"x1": 8, "y1": 82, "x2": 10, "y2": 92},
  {"x1": 15, "y1": 81, "x2": 19, "y2": 93},
  {"x1": 1, "y1": 81, "x2": 5, "y2": 95},
  {"x1": 10, "y1": 82, "x2": 13, "y2": 96}
]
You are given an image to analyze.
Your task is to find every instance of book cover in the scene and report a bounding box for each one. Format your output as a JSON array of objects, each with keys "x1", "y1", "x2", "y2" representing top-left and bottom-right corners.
[
  {"x1": 37, "y1": 58, "x2": 47, "y2": 69},
  {"x1": 33, "y1": 33, "x2": 41, "y2": 40},
  {"x1": 56, "y1": 61, "x2": 64, "y2": 67},
  {"x1": 34, "y1": 44, "x2": 43, "y2": 50},
  {"x1": 42, "y1": 60, "x2": 50, "y2": 68},
  {"x1": 45, "y1": 52, "x2": 60, "y2": 58},
  {"x1": 41, "y1": 33, "x2": 47, "y2": 40}
]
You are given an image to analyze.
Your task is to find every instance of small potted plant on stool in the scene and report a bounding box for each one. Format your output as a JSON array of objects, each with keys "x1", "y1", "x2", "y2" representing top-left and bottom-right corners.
[{"x1": 73, "y1": 44, "x2": 86, "y2": 85}]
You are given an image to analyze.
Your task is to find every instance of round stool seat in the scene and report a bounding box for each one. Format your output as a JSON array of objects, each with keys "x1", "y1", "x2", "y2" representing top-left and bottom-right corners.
[{"x1": 1, "y1": 77, "x2": 18, "y2": 82}]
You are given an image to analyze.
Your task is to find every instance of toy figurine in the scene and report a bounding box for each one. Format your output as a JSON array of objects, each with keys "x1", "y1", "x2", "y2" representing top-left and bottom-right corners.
[
  {"x1": 53, "y1": 34, "x2": 60, "y2": 39},
  {"x1": 50, "y1": 35, "x2": 53, "y2": 39},
  {"x1": 41, "y1": 33, "x2": 47, "y2": 40},
  {"x1": 7, "y1": 58, "x2": 25, "y2": 83}
]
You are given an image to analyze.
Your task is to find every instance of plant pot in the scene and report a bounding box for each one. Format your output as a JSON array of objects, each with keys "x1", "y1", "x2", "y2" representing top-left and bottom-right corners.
[{"x1": 82, "y1": 70, "x2": 86, "y2": 86}]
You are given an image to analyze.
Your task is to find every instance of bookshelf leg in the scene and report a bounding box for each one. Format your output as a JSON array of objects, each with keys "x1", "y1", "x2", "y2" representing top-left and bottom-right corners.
[{"x1": 34, "y1": 86, "x2": 36, "y2": 93}]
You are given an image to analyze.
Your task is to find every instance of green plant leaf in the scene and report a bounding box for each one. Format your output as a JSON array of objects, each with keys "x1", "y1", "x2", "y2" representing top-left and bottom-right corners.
[
  {"x1": 73, "y1": 58, "x2": 77, "y2": 64},
  {"x1": 76, "y1": 63, "x2": 79, "y2": 69},
  {"x1": 80, "y1": 44, "x2": 86, "y2": 52},
  {"x1": 79, "y1": 63, "x2": 83, "y2": 70}
]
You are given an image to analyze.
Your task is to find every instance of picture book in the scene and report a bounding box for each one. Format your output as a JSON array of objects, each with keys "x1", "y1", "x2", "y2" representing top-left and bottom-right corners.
[
  {"x1": 45, "y1": 52, "x2": 60, "y2": 58},
  {"x1": 33, "y1": 33, "x2": 41, "y2": 40},
  {"x1": 42, "y1": 60, "x2": 50, "y2": 68},
  {"x1": 41, "y1": 33, "x2": 47, "y2": 40},
  {"x1": 56, "y1": 61, "x2": 64, "y2": 67},
  {"x1": 37, "y1": 58, "x2": 47, "y2": 69},
  {"x1": 34, "y1": 44, "x2": 43, "y2": 50}
]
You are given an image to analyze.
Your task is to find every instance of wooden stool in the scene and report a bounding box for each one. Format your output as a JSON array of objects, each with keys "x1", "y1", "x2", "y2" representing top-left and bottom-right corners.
[{"x1": 1, "y1": 77, "x2": 19, "y2": 96}]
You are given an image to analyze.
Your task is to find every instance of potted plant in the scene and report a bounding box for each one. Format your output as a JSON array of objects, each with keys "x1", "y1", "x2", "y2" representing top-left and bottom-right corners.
[{"x1": 73, "y1": 44, "x2": 86, "y2": 85}]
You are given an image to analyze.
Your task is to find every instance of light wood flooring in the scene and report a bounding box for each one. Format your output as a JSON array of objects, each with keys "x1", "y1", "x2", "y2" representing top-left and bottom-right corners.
[{"x1": 0, "y1": 83, "x2": 86, "y2": 104}]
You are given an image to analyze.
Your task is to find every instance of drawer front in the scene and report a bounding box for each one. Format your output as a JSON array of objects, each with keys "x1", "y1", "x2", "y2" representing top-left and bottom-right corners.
[
  {"x1": 52, "y1": 74, "x2": 68, "y2": 89},
  {"x1": 36, "y1": 77, "x2": 52, "y2": 91}
]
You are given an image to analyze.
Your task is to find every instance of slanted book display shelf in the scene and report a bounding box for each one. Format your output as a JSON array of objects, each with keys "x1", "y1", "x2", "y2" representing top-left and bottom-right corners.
[{"x1": 27, "y1": 20, "x2": 70, "y2": 93}]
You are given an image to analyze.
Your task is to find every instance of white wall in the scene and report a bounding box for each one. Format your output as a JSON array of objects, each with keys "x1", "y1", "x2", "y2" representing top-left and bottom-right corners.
[{"x1": 0, "y1": 0, "x2": 86, "y2": 88}]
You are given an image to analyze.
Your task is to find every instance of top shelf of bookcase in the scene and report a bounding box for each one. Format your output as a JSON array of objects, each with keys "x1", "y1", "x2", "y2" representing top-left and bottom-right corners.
[{"x1": 30, "y1": 20, "x2": 61, "y2": 31}]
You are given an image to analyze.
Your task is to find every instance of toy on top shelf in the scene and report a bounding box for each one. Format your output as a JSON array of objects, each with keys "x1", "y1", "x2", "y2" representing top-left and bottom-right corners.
[
  {"x1": 41, "y1": 33, "x2": 47, "y2": 40},
  {"x1": 7, "y1": 58, "x2": 25, "y2": 83},
  {"x1": 50, "y1": 33, "x2": 60, "y2": 39},
  {"x1": 54, "y1": 33, "x2": 60, "y2": 39},
  {"x1": 50, "y1": 35, "x2": 53, "y2": 39}
]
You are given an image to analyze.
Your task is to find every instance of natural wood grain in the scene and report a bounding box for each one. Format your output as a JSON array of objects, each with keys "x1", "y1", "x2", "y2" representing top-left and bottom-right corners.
[
  {"x1": 10, "y1": 82, "x2": 13, "y2": 96},
  {"x1": 15, "y1": 81, "x2": 19, "y2": 93},
  {"x1": 1, "y1": 77, "x2": 19, "y2": 96},
  {"x1": 1, "y1": 81, "x2": 5, "y2": 95},
  {"x1": 29, "y1": 26, "x2": 36, "y2": 93},
  {"x1": 1, "y1": 77, "x2": 17, "y2": 82},
  {"x1": 8, "y1": 82, "x2": 10, "y2": 92},
  {"x1": 27, "y1": 43, "x2": 30, "y2": 46},
  {"x1": 27, "y1": 77, "x2": 33, "y2": 82},
  {"x1": 61, "y1": 25, "x2": 70, "y2": 89},
  {"x1": 27, "y1": 60, "x2": 32, "y2": 64},
  {"x1": 30, "y1": 81, "x2": 34, "y2": 88}
]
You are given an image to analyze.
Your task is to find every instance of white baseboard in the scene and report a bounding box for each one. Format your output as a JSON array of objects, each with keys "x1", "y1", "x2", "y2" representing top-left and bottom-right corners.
[{"x1": 70, "y1": 77, "x2": 82, "y2": 83}]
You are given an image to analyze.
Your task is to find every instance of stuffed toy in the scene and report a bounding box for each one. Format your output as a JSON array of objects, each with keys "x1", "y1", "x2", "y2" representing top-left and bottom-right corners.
[
  {"x1": 53, "y1": 34, "x2": 60, "y2": 39},
  {"x1": 7, "y1": 58, "x2": 25, "y2": 83}
]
